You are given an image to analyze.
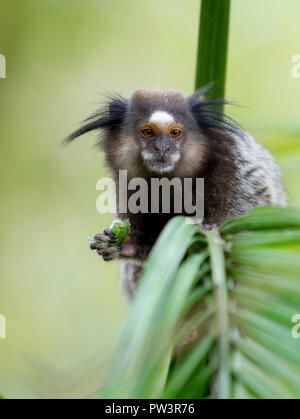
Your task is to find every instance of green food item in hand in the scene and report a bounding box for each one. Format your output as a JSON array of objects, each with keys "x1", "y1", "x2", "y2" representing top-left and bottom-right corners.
[
  {"x1": 85, "y1": 218, "x2": 130, "y2": 246},
  {"x1": 110, "y1": 218, "x2": 130, "y2": 245}
]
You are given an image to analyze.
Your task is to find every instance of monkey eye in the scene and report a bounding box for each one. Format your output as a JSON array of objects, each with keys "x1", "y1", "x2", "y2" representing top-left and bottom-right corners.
[
  {"x1": 141, "y1": 128, "x2": 154, "y2": 138},
  {"x1": 170, "y1": 128, "x2": 182, "y2": 138}
]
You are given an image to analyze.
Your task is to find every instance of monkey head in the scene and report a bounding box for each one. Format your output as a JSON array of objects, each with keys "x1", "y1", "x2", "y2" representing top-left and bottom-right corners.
[{"x1": 67, "y1": 86, "x2": 235, "y2": 178}]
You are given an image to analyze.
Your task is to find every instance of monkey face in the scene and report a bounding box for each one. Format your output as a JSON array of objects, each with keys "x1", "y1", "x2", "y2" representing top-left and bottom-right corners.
[
  {"x1": 128, "y1": 89, "x2": 192, "y2": 174},
  {"x1": 138, "y1": 117, "x2": 183, "y2": 174}
]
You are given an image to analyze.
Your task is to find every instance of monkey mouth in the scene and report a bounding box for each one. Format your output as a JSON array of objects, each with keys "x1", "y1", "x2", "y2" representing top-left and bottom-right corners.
[
  {"x1": 155, "y1": 154, "x2": 169, "y2": 164},
  {"x1": 141, "y1": 150, "x2": 180, "y2": 174},
  {"x1": 145, "y1": 161, "x2": 176, "y2": 174}
]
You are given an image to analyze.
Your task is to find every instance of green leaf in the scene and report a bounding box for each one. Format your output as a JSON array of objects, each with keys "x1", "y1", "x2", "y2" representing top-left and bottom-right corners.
[
  {"x1": 220, "y1": 206, "x2": 300, "y2": 235},
  {"x1": 101, "y1": 207, "x2": 300, "y2": 399}
]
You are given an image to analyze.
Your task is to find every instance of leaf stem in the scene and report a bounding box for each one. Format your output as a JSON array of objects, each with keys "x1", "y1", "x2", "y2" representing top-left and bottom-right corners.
[
  {"x1": 195, "y1": 0, "x2": 231, "y2": 106},
  {"x1": 205, "y1": 229, "x2": 230, "y2": 399}
]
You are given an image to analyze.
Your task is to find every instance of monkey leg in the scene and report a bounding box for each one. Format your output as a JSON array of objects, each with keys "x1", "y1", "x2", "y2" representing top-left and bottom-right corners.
[{"x1": 119, "y1": 259, "x2": 144, "y2": 299}]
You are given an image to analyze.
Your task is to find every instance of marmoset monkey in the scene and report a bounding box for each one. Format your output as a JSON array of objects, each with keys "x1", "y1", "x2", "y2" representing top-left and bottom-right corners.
[{"x1": 68, "y1": 86, "x2": 286, "y2": 297}]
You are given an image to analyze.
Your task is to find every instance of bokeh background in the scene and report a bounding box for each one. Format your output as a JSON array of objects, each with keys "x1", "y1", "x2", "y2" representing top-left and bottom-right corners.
[{"x1": 0, "y1": 0, "x2": 299, "y2": 398}]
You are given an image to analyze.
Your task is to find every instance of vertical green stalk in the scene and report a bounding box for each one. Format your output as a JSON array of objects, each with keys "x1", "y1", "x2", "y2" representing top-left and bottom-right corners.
[
  {"x1": 206, "y1": 229, "x2": 230, "y2": 399},
  {"x1": 195, "y1": 0, "x2": 231, "y2": 105},
  {"x1": 195, "y1": 2, "x2": 231, "y2": 394}
]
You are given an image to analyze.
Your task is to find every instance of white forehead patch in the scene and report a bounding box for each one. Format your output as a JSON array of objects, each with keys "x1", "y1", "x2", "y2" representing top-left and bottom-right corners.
[{"x1": 149, "y1": 110, "x2": 174, "y2": 125}]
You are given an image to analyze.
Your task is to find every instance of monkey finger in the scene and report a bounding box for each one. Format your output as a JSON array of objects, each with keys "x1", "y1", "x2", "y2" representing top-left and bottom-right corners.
[
  {"x1": 97, "y1": 245, "x2": 121, "y2": 260},
  {"x1": 103, "y1": 228, "x2": 115, "y2": 239},
  {"x1": 103, "y1": 253, "x2": 118, "y2": 261},
  {"x1": 92, "y1": 242, "x2": 108, "y2": 250},
  {"x1": 94, "y1": 233, "x2": 108, "y2": 242},
  {"x1": 94, "y1": 232, "x2": 115, "y2": 245},
  {"x1": 90, "y1": 242, "x2": 106, "y2": 250}
]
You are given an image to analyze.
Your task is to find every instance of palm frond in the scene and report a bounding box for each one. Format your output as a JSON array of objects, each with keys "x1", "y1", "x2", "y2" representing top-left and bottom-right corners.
[{"x1": 102, "y1": 207, "x2": 300, "y2": 399}]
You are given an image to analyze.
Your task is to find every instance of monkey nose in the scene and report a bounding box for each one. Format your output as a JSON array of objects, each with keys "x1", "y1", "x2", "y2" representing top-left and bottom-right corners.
[{"x1": 154, "y1": 141, "x2": 170, "y2": 152}]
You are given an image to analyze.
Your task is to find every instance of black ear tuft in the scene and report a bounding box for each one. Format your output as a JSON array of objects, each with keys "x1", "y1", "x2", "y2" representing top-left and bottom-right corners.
[
  {"x1": 65, "y1": 94, "x2": 128, "y2": 143},
  {"x1": 187, "y1": 84, "x2": 241, "y2": 135}
]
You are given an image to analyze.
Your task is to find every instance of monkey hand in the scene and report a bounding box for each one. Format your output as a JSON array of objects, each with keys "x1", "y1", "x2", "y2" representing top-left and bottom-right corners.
[
  {"x1": 90, "y1": 229, "x2": 136, "y2": 261},
  {"x1": 90, "y1": 228, "x2": 120, "y2": 261}
]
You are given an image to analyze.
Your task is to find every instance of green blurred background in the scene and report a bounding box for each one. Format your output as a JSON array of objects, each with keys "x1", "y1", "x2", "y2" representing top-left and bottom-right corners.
[{"x1": 0, "y1": 0, "x2": 299, "y2": 398}]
